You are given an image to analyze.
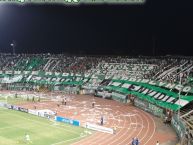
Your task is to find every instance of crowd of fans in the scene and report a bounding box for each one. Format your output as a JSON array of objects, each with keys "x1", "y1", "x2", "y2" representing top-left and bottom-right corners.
[{"x1": 1, "y1": 53, "x2": 193, "y2": 86}]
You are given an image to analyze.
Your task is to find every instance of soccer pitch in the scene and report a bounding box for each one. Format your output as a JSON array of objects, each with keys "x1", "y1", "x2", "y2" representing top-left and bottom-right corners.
[{"x1": 0, "y1": 108, "x2": 86, "y2": 145}]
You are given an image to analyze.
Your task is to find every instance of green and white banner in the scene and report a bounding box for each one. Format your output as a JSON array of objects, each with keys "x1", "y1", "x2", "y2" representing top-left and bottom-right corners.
[
  {"x1": 0, "y1": 70, "x2": 193, "y2": 110},
  {"x1": 0, "y1": 70, "x2": 193, "y2": 93},
  {"x1": 103, "y1": 80, "x2": 193, "y2": 111}
]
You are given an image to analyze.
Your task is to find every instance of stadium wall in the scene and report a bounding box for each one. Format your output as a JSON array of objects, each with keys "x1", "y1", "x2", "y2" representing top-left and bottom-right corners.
[
  {"x1": 134, "y1": 97, "x2": 164, "y2": 118},
  {"x1": 171, "y1": 114, "x2": 193, "y2": 145}
]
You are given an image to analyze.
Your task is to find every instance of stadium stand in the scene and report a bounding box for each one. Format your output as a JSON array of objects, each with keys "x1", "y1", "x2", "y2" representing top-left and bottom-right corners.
[{"x1": 0, "y1": 53, "x2": 193, "y2": 143}]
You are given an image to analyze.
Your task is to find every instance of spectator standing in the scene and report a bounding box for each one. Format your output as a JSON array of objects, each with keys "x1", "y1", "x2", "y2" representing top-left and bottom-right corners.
[
  {"x1": 135, "y1": 138, "x2": 139, "y2": 145},
  {"x1": 62, "y1": 98, "x2": 64, "y2": 105},
  {"x1": 131, "y1": 138, "x2": 135, "y2": 145},
  {"x1": 113, "y1": 126, "x2": 117, "y2": 134},
  {"x1": 100, "y1": 116, "x2": 104, "y2": 125},
  {"x1": 92, "y1": 101, "x2": 95, "y2": 108},
  {"x1": 64, "y1": 98, "x2": 67, "y2": 105},
  {"x1": 156, "y1": 141, "x2": 159, "y2": 145}
]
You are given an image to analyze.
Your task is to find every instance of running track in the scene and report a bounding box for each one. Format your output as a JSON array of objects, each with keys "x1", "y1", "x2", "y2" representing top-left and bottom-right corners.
[{"x1": 10, "y1": 92, "x2": 177, "y2": 145}]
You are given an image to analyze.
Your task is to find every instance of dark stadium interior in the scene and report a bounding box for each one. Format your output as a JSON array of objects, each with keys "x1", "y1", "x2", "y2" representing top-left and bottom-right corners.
[
  {"x1": 0, "y1": 1, "x2": 193, "y2": 56},
  {"x1": 1, "y1": 1, "x2": 193, "y2": 144}
]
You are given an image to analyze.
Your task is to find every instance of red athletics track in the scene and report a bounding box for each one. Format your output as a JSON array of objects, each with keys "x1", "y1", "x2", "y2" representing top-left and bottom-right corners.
[{"x1": 14, "y1": 93, "x2": 177, "y2": 145}]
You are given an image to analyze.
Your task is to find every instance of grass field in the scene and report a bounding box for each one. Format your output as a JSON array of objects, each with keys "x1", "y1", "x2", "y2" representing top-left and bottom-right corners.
[{"x1": 0, "y1": 107, "x2": 87, "y2": 145}]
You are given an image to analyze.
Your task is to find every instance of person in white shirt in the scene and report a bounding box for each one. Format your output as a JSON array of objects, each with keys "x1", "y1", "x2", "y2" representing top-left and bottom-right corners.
[
  {"x1": 24, "y1": 133, "x2": 31, "y2": 143},
  {"x1": 156, "y1": 141, "x2": 160, "y2": 145}
]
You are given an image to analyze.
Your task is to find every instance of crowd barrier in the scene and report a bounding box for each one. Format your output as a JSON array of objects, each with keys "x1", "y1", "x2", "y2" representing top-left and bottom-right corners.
[
  {"x1": 85, "y1": 122, "x2": 114, "y2": 134},
  {"x1": 28, "y1": 109, "x2": 55, "y2": 118},
  {"x1": 28, "y1": 109, "x2": 38, "y2": 116},
  {"x1": 5, "y1": 104, "x2": 28, "y2": 113},
  {"x1": 55, "y1": 116, "x2": 80, "y2": 126},
  {"x1": 171, "y1": 114, "x2": 186, "y2": 139},
  {"x1": 1, "y1": 102, "x2": 56, "y2": 119}
]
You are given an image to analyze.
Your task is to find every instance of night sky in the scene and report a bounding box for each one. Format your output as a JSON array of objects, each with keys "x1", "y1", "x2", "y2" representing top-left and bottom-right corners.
[{"x1": 0, "y1": 1, "x2": 193, "y2": 56}]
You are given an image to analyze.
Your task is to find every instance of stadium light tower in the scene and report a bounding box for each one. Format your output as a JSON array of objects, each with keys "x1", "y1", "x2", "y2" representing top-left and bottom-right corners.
[
  {"x1": 10, "y1": 40, "x2": 16, "y2": 55},
  {"x1": 178, "y1": 73, "x2": 183, "y2": 119}
]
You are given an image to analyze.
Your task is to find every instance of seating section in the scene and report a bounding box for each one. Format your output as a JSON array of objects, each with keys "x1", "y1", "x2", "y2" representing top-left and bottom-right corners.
[
  {"x1": 0, "y1": 53, "x2": 193, "y2": 135},
  {"x1": 1, "y1": 53, "x2": 193, "y2": 86},
  {"x1": 155, "y1": 59, "x2": 193, "y2": 85},
  {"x1": 1, "y1": 54, "x2": 193, "y2": 84}
]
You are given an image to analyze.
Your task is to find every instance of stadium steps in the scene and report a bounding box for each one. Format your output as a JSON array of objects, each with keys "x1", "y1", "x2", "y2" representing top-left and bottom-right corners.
[
  {"x1": 181, "y1": 110, "x2": 193, "y2": 118},
  {"x1": 182, "y1": 116, "x2": 193, "y2": 130},
  {"x1": 180, "y1": 108, "x2": 193, "y2": 117}
]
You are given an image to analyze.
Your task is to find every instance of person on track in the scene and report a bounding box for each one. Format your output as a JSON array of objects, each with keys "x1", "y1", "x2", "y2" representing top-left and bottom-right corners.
[{"x1": 156, "y1": 141, "x2": 160, "y2": 145}]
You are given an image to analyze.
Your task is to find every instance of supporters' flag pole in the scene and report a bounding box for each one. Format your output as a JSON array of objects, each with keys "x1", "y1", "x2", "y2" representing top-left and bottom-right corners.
[{"x1": 178, "y1": 73, "x2": 183, "y2": 119}]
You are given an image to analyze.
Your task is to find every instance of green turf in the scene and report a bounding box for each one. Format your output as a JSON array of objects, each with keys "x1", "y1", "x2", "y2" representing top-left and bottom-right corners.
[{"x1": 0, "y1": 108, "x2": 88, "y2": 145}]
